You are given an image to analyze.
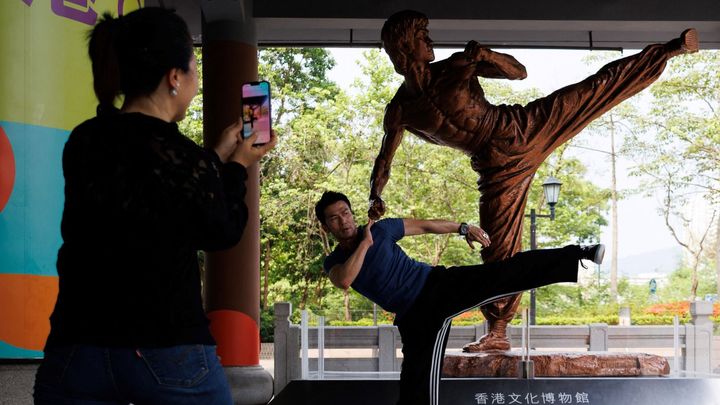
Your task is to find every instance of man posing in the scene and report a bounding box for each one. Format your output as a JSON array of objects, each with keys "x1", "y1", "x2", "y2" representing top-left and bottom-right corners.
[{"x1": 316, "y1": 191, "x2": 604, "y2": 405}]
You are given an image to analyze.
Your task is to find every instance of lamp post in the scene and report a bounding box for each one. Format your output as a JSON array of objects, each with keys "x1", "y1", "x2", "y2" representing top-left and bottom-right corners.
[{"x1": 526, "y1": 176, "x2": 562, "y2": 325}]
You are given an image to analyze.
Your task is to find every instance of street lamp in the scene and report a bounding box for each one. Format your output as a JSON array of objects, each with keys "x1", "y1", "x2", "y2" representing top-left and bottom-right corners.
[
  {"x1": 542, "y1": 176, "x2": 562, "y2": 218},
  {"x1": 526, "y1": 176, "x2": 562, "y2": 325}
]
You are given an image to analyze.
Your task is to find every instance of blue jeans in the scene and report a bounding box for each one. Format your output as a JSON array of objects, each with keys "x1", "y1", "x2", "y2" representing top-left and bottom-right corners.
[{"x1": 33, "y1": 344, "x2": 232, "y2": 405}]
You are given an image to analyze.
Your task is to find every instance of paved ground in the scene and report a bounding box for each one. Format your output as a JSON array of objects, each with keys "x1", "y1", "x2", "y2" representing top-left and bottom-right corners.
[{"x1": 0, "y1": 363, "x2": 36, "y2": 405}]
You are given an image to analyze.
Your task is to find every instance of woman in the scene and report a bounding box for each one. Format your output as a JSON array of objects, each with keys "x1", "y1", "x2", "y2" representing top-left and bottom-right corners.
[{"x1": 33, "y1": 7, "x2": 274, "y2": 404}]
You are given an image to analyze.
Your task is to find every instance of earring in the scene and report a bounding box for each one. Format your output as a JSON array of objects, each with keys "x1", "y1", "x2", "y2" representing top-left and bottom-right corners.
[{"x1": 170, "y1": 87, "x2": 178, "y2": 96}]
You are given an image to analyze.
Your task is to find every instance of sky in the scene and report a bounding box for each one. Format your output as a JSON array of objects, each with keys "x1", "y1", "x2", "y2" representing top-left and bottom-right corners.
[{"x1": 326, "y1": 47, "x2": 684, "y2": 260}]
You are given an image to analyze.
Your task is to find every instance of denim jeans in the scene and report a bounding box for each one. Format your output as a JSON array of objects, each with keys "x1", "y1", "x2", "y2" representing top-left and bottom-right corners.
[{"x1": 34, "y1": 344, "x2": 232, "y2": 405}]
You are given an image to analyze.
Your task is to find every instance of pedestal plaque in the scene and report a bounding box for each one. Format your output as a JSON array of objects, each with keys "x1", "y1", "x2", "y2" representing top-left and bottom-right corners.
[{"x1": 270, "y1": 378, "x2": 720, "y2": 405}]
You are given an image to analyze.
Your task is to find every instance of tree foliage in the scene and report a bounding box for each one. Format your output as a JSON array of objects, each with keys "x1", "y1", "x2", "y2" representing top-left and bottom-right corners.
[
  {"x1": 178, "y1": 47, "x2": 204, "y2": 145},
  {"x1": 622, "y1": 50, "x2": 720, "y2": 298}
]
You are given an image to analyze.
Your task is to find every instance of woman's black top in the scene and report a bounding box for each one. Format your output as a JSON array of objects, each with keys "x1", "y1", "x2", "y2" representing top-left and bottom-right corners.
[{"x1": 45, "y1": 111, "x2": 248, "y2": 349}]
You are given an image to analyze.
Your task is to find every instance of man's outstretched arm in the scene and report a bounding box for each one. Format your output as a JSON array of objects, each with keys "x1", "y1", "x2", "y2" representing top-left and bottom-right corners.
[
  {"x1": 369, "y1": 102, "x2": 404, "y2": 220},
  {"x1": 464, "y1": 40, "x2": 527, "y2": 80},
  {"x1": 403, "y1": 219, "x2": 491, "y2": 249}
]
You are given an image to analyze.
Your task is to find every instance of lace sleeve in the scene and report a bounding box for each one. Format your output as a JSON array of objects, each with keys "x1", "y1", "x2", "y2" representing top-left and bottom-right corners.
[{"x1": 150, "y1": 134, "x2": 249, "y2": 251}]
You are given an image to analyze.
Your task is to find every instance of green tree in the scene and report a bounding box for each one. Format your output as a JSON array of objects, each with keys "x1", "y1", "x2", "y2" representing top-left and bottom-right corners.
[
  {"x1": 178, "y1": 47, "x2": 204, "y2": 145},
  {"x1": 259, "y1": 48, "x2": 339, "y2": 125},
  {"x1": 623, "y1": 50, "x2": 720, "y2": 299},
  {"x1": 258, "y1": 48, "x2": 345, "y2": 316}
]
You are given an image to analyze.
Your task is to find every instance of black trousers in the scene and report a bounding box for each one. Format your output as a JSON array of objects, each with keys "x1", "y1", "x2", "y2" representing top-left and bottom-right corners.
[{"x1": 394, "y1": 245, "x2": 582, "y2": 405}]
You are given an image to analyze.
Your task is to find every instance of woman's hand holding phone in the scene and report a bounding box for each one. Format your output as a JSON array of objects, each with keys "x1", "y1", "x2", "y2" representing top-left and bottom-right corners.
[
  {"x1": 214, "y1": 119, "x2": 276, "y2": 167},
  {"x1": 229, "y1": 129, "x2": 277, "y2": 167},
  {"x1": 213, "y1": 119, "x2": 244, "y2": 163}
]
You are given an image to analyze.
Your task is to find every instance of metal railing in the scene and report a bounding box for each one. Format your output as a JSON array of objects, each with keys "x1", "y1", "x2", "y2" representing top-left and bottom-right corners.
[{"x1": 273, "y1": 301, "x2": 716, "y2": 393}]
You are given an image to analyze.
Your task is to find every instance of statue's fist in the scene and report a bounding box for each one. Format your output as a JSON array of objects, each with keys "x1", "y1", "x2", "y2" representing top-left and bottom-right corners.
[
  {"x1": 464, "y1": 40, "x2": 479, "y2": 54},
  {"x1": 368, "y1": 197, "x2": 386, "y2": 220},
  {"x1": 464, "y1": 40, "x2": 489, "y2": 61}
]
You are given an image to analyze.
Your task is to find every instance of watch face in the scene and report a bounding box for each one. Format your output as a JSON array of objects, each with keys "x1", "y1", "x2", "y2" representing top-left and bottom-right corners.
[{"x1": 460, "y1": 223, "x2": 469, "y2": 236}]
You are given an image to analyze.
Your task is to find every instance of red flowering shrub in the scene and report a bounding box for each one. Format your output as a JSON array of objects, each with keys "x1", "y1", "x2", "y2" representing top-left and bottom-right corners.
[
  {"x1": 643, "y1": 301, "x2": 690, "y2": 316},
  {"x1": 453, "y1": 309, "x2": 486, "y2": 325},
  {"x1": 643, "y1": 301, "x2": 720, "y2": 317}
]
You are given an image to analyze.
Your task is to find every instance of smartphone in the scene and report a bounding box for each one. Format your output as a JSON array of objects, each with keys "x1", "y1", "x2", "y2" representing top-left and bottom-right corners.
[{"x1": 241, "y1": 81, "x2": 272, "y2": 146}]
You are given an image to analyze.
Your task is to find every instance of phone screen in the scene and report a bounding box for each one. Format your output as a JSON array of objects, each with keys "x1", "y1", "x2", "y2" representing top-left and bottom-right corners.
[{"x1": 241, "y1": 81, "x2": 272, "y2": 145}]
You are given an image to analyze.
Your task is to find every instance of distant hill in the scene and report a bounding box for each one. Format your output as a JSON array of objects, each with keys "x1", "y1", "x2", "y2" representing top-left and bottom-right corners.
[{"x1": 616, "y1": 246, "x2": 682, "y2": 283}]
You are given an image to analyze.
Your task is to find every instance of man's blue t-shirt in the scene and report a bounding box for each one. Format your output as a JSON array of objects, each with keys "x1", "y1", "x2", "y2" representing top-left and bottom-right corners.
[{"x1": 323, "y1": 218, "x2": 431, "y2": 318}]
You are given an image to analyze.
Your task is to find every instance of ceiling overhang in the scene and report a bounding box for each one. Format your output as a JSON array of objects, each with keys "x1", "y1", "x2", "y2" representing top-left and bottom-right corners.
[{"x1": 148, "y1": 0, "x2": 720, "y2": 49}]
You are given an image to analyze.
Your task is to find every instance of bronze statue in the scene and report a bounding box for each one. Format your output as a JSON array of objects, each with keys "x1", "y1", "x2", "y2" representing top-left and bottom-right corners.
[{"x1": 368, "y1": 10, "x2": 698, "y2": 351}]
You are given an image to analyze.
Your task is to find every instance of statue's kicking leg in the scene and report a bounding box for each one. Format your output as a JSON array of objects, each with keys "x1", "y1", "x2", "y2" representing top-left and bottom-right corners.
[
  {"x1": 518, "y1": 28, "x2": 698, "y2": 155},
  {"x1": 463, "y1": 29, "x2": 697, "y2": 352}
]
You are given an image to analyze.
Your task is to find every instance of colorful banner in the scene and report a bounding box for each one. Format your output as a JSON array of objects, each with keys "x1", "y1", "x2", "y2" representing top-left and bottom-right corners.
[{"x1": 0, "y1": 0, "x2": 143, "y2": 359}]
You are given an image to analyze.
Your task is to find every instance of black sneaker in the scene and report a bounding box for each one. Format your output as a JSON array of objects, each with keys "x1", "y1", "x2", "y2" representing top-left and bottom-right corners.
[{"x1": 580, "y1": 244, "x2": 605, "y2": 265}]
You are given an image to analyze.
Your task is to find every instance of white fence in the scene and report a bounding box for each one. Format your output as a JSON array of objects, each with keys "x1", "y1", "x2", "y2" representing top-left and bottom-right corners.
[{"x1": 273, "y1": 301, "x2": 716, "y2": 393}]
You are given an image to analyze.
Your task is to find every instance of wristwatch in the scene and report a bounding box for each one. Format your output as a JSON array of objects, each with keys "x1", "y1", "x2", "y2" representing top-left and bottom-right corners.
[{"x1": 458, "y1": 222, "x2": 469, "y2": 236}]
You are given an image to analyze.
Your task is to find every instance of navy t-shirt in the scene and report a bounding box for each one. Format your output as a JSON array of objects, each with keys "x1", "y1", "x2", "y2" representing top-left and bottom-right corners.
[{"x1": 323, "y1": 218, "x2": 431, "y2": 318}]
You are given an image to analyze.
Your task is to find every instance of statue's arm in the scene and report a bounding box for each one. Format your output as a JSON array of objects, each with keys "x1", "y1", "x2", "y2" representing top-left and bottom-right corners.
[
  {"x1": 464, "y1": 40, "x2": 527, "y2": 80},
  {"x1": 368, "y1": 102, "x2": 404, "y2": 220}
]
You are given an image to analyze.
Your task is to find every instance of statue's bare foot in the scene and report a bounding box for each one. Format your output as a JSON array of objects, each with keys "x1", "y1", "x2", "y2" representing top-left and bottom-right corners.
[
  {"x1": 681, "y1": 28, "x2": 699, "y2": 53},
  {"x1": 462, "y1": 332, "x2": 511, "y2": 352},
  {"x1": 667, "y1": 28, "x2": 699, "y2": 56}
]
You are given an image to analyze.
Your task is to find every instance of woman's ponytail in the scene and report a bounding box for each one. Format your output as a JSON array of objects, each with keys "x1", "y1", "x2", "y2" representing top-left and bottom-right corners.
[{"x1": 88, "y1": 13, "x2": 122, "y2": 108}]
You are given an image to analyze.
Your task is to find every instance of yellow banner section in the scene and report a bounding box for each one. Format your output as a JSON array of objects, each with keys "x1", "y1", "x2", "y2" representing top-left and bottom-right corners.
[{"x1": 0, "y1": 1, "x2": 143, "y2": 131}]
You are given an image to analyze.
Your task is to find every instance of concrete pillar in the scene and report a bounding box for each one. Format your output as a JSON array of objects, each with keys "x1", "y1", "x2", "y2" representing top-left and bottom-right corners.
[
  {"x1": 588, "y1": 323, "x2": 609, "y2": 351},
  {"x1": 273, "y1": 302, "x2": 291, "y2": 394},
  {"x1": 687, "y1": 301, "x2": 714, "y2": 373},
  {"x1": 618, "y1": 307, "x2": 632, "y2": 326},
  {"x1": 201, "y1": 1, "x2": 272, "y2": 403},
  {"x1": 690, "y1": 301, "x2": 713, "y2": 328},
  {"x1": 378, "y1": 325, "x2": 397, "y2": 372}
]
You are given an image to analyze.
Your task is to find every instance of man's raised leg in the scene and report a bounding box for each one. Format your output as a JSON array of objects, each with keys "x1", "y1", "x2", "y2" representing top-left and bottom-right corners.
[{"x1": 441, "y1": 245, "x2": 604, "y2": 328}]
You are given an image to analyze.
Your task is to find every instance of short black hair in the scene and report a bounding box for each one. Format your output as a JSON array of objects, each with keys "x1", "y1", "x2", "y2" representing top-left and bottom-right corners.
[{"x1": 315, "y1": 191, "x2": 352, "y2": 225}]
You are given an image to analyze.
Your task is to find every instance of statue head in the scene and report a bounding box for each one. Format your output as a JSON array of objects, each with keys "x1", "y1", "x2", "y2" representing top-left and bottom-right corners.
[{"x1": 381, "y1": 10, "x2": 433, "y2": 75}]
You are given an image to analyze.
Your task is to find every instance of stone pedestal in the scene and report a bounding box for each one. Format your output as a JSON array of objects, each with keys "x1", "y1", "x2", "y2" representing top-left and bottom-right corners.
[
  {"x1": 442, "y1": 351, "x2": 670, "y2": 378},
  {"x1": 225, "y1": 365, "x2": 274, "y2": 405}
]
